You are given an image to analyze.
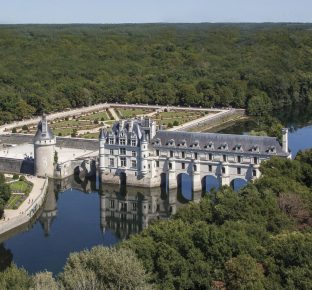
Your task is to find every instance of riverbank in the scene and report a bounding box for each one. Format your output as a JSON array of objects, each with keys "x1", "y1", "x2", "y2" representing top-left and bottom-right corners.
[{"x1": 0, "y1": 176, "x2": 48, "y2": 236}]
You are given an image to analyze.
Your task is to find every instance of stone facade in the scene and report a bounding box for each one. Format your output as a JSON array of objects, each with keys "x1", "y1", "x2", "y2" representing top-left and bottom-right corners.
[
  {"x1": 99, "y1": 117, "x2": 290, "y2": 191},
  {"x1": 34, "y1": 114, "x2": 56, "y2": 178}
]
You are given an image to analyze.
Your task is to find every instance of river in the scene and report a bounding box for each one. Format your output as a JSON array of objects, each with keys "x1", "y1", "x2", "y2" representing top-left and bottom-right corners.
[{"x1": 0, "y1": 107, "x2": 311, "y2": 275}]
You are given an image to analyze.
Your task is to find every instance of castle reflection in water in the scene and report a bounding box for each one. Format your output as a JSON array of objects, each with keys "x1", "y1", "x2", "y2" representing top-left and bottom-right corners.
[{"x1": 39, "y1": 174, "x2": 201, "y2": 240}]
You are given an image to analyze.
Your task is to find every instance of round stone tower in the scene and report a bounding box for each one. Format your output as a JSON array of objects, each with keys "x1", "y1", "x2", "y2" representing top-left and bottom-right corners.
[{"x1": 34, "y1": 114, "x2": 56, "y2": 177}]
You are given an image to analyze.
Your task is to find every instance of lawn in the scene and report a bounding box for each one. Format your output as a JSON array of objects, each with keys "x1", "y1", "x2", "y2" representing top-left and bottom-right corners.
[
  {"x1": 155, "y1": 110, "x2": 204, "y2": 127},
  {"x1": 117, "y1": 108, "x2": 153, "y2": 118},
  {"x1": 10, "y1": 180, "x2": 33, "y2": 194},
  {"x1": 80, "y1": 111, "x2": 110, "y2": 121}
]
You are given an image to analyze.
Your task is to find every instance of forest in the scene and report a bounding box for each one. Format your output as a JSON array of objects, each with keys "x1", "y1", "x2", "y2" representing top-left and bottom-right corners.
[
  {"x1": 0, "y1": 23, "x2": 312, "y2": 124},
  {"x1": 0, "y1": 149, "x2": 312, "y2": 289}
]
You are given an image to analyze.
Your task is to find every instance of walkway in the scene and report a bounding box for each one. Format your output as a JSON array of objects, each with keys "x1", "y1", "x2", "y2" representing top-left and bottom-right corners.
[
  {"x1": 0, "y1": 176, "x2": 48, "y2": 236},
  {"x1": 108, "y1": 107, "x2": 120, "y2": 121},
  {"x1": 167, "y1": 109, "x2": 243, "y2": 132}
]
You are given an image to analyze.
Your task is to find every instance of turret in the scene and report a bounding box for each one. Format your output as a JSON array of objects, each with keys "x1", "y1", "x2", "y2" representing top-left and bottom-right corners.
[
  {"x1": 140, "y1": 133, "x2": 148, "y2": 175},
  {"x1": 99, "y1": 128, "x2": 106, "y2": 172},
  {"x1": 34, "y1": 114, "x2": 56, "y2": 177},
  {"x1": 282, "y1": 128, "x2": 289, "y2": 154}
]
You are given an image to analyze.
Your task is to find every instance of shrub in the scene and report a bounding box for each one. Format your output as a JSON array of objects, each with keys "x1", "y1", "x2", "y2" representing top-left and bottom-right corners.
[
  {"x1": 21, "y1": 125, "x2": 28, "y2": 131},
  {"x1": 11, "y1": 128, "x2": 17, "y2": 133},
  {"x1": 12, "y1": 174, "x2": 19, "y2": 180}
]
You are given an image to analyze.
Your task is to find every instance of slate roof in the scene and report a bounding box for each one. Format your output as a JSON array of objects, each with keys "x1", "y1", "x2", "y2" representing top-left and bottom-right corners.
[
  {"x1": 108, "y1": 119, "x2": 144, "y2": 140},
  {"x1": 152, "y1": 130, "x2": 288, "y2": 156},
  {"x1": 34, "y1": 115, "x2": 54, "y2": 141}
]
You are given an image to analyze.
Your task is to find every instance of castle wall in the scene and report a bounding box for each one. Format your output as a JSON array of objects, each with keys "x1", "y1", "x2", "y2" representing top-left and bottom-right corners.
[{"x1": 0, "y1": 157, "x2": 34, "y2": 174}]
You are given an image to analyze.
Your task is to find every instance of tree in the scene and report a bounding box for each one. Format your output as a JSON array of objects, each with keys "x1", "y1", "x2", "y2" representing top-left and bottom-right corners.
[
  {"x1": 59, "y1": 246, "x2": 152, "y2": 290},
  {"x1": 11, "y1": 128, "x2": 17, "y2": 133},
  {"x1": 0, "y1": 264, "x2": 32, "y2": 290},
  {"x1": 224, "y1": 255, "x2": 265, "y2": 290},
  {"x1": 247, "y1": 92, "x2": 272, "y2": 116}
]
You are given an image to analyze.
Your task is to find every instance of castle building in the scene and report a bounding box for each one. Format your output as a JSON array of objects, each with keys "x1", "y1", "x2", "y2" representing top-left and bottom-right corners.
[
  {"x1": 99, "y1": 118, "x2": 290, "y2": 191},
  {"x1": 34, "y1": 114, "x2": 56, "y2": 177}
]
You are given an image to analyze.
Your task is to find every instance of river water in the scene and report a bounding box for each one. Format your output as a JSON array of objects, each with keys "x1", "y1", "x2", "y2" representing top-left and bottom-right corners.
[{"x1": 0, "y1": 107, "x2": 311, "y2": 275}]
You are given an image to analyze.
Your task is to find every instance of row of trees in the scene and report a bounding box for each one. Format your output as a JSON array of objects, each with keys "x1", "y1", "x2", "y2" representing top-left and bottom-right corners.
[
  {"x1": 1, "y1": 149, "x2": 311, "y2": 289},
  {"x1": 0, "y1": 24, "x2": 312, "y2": 123},
  {"x1": 0, "y1": 174, "x2": 11, "y2": 218}
]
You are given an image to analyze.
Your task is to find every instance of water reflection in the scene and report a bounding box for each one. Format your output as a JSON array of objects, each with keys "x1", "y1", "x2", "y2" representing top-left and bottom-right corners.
[{"x1": 0, "y1": 175, "x2": 203, "y2": 274}]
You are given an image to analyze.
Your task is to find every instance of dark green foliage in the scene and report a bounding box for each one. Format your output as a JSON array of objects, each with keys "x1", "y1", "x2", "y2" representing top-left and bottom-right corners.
[
  {"x1": 123, "y1": 150, "x2": 312, "y2": 289},
  {"x1": 0, "y1": 264, "x2": 32, "y2": 290},
  {"x1": 0, "y1": 174, "x2": 11, "y2": 218},
  {"x1": 59, "y1": 246, "x2": 152, "y2": 290},
  {"x1": 0, "y1": 24, "x2": 311, "y2": 123}
]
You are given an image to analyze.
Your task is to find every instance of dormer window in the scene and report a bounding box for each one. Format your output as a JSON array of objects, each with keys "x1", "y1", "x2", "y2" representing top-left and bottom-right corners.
[
  {"x1": 205, "y1": 142, "x2": 214, "y2": 150},
  {"x1": 251, "y1": 146, "x2": 259, "y2": 153},
  {"x1": 131, "y1": 139, "x2": 136, "y2": 146},
  {"x1": 234, "y1": 144, "x2": 243, "y2": 152},
  {"x1": 120, "y1": 138, "x2": 126, "y2": 145},
  {"x1": 154, "y1": 138, "x2": 161, "y2": 146},
  {"x1": 109, "y1": 138, "x2": 114, "y2": 145},
  {"x1": 220, "y1": 143, "x2": 228, "y2": 150},
  {"x1": 167, "y1": 139, "x2": 175, "y2": 146},
  {"x1": 179, "y1": 139, "x2": 187, "y2": 147},
  {"x1": 267, "y1": 146, "x2": 276, "y2": 153},
  {"x1": 193, "y1": 140, "x2": 199, "y2": 148}
]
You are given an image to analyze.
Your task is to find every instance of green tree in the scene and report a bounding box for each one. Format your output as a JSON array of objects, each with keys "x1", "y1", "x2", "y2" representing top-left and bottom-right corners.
[
  {"x1": 59, "y1": 246, "x2": 152, "y2": 290},
  {"x1": 224, "y1": 255, "x2": 265, "y2": 290},
  {"x1": 247, "y1": 92, "x2": 272, "y2": 116}
]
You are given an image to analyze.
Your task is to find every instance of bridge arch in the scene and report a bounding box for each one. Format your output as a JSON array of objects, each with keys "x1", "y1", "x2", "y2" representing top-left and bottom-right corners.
[
  {"x1": 202, "y1": 175, "x2": 220, "y2": 193},
  {"x1": 177, "y1": 173, "x2": 192, "y2": 202},
  {"x1": 230, "y1": 178, "x2": 248, "y2": 191}
]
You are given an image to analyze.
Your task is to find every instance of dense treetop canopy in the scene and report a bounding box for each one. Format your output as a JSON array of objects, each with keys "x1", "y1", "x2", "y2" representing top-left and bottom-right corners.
[{"x1": 0, "y1": 23, "x2": 312, "y2": 123}]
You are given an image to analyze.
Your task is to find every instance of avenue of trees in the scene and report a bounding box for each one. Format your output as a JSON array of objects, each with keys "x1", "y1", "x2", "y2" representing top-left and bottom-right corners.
[
  {"x1": 0, "y1": 150, "x2": 311, "y2": 289},
  {"x1": 0, "y1": 24, "x2": 312, "y2": 124},
  {"x1": 0, "y1": 173, "x2": 11, "y2": 218}
]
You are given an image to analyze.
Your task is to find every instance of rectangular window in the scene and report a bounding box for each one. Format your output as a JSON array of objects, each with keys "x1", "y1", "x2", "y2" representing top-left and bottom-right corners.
[
  {"x1": 132, "y1": 151, "x2": 136, "y2": 157},
  {"x1": 254, "y1": 157, "x2": 258, "y2": 164},
  {"x1": 110, "y1": 149, "x2": 114, "y2": 155},
  {"x1": 109, "y1": 138, "x2": 114, "y2": 144},
  {"x1": 131, "y1": 160, "x2": 137, "y2": 168},
  {"x1": 182, "y1": 151, "x2": 185, "y2": 158},
  {"x1": 194, "y1": 152, "x2": 198, "y2": 160},
  {"x1": 237, "y1": 167, "x2": 241, "y2": 175},
  {"x1": 209, "y1": 165, "x2": 212, "y2": 172},
  {"x1": 209, "y1": 153, "x2": 213, "y2": 161},
  {"x1": 253, "y1": 169, "x2": 257, "y2": 177},
  {"x1": 222, "y1": 167, "x2": 226, "y2": 174},
  {"x1": 156, "y1": 161, "x2": 159, "y2": 167},
  {"x1": 120, "y1": 138, "x2": 126, "y2": 145},
  {"x1": 110, "y1": 200, "x2": 115, "y2": 208},
  {"x1": 181, "y1": 162, "x2": 185, "y2": 169},
  {"x1": 120, "y1": 157, "x2": 126, "y2": 167},
  {"x1": 131, "y1": 139, "x2": 136, "y2": 146},
  {"x1": 237, "y1": 156, "x2": 241, "y2": 163},
  {"x1": 120, "y1": 148, "x2": 126, "y2": 155},
  {"x1": 170, "y1": 151, "x2": 173, "y2": 158},
  {"x1": 132, "y1": 203, "x2": 137, "y2": 210},
  {"x1": 156, "y1": 149, "x2": 159, "y2": 156},
  {"x1": 223, "y1": 155, "x2": 227, "y2": 162},
  {"x1": 109, "y1": 158, "x2": 114, "y2": 167},
  {"x1": 193, "y1": 165, "x2": 197, "y2": 172},
  {"x1": 169, "y1": 162, "x2": 172, "y2": 170}
]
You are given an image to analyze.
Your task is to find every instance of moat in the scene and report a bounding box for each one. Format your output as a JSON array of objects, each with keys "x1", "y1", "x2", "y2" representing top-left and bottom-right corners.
[{"x1": 0, "y1": 109, "x2": 311, "y2": 275}]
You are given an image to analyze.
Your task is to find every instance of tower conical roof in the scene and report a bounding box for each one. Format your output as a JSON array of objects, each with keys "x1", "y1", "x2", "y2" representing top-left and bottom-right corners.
[{"x1": 34, "y1": 114, "x2": 54, "y2": 141}]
